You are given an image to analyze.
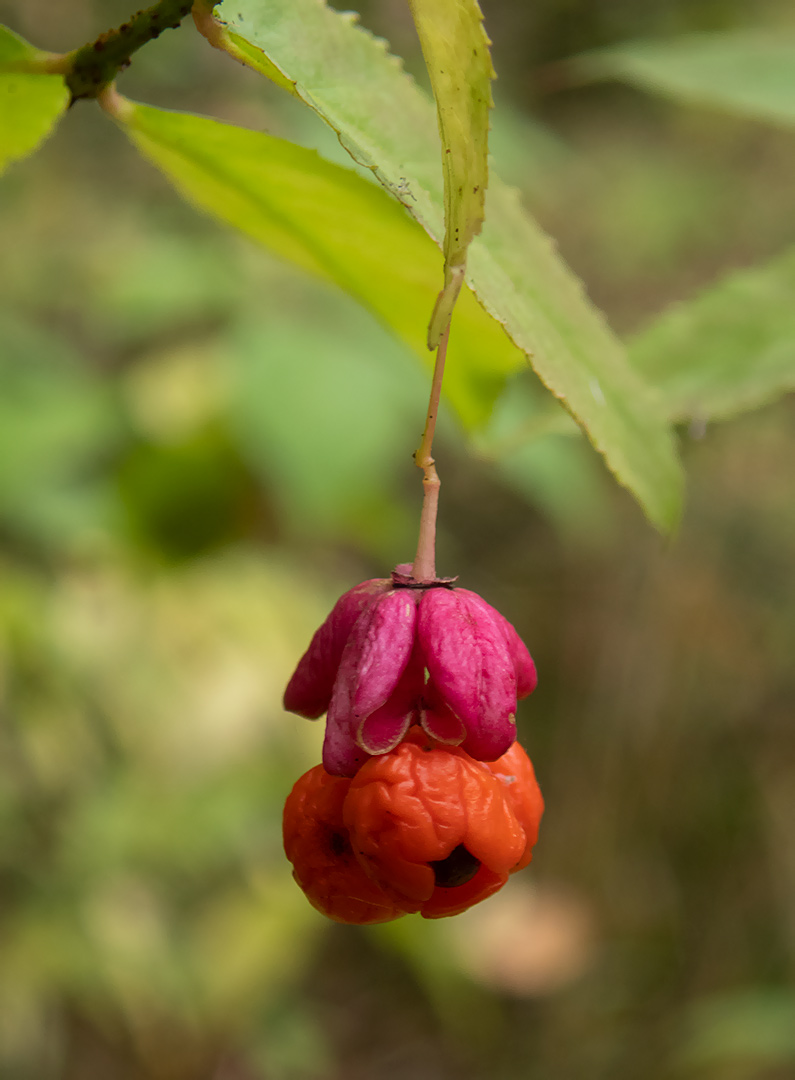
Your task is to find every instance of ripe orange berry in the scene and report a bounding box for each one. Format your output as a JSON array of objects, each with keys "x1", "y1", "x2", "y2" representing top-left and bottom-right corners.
[
  {"x1": 344, "y1": 729, "x2": 534, "y2": 917},
  {"x1": 282, "y1": 764, "x2": 406, "y2": 925},
  {"x1": 283, "y1": 730, "x2": 544, "y2": 924}
]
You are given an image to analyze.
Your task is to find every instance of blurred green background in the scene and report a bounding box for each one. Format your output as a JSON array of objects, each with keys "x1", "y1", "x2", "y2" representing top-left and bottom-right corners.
[{"x1": 1, "y1": 0, "x2": 795, "y2": 1077}]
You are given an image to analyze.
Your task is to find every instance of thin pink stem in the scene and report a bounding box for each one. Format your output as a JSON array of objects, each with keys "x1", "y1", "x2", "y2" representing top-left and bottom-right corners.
[{"x1": 411, "y1": 323, "x2": 450, "y2": 582}]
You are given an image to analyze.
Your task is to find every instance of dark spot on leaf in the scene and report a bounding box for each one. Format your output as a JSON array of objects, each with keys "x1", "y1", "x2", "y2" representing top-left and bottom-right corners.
[{"x1": 430, "y1": 844, "x2": 481, "y2": 888}]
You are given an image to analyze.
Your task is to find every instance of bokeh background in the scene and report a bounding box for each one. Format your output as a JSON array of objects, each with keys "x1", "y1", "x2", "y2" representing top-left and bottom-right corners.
[{"x1": 1, "y1": 0, "x2": 794, "y2": 1077}]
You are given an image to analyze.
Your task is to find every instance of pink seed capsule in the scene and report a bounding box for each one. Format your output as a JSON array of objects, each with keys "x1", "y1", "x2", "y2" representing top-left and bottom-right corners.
[{"x1": 283, "y1": 570, "x2": 538, "y2": 776}]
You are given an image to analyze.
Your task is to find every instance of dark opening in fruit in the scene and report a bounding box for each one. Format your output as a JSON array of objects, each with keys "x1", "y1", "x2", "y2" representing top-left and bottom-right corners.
[{"x1": 429, "y1": 844, "x2": 481, "y2": 888}]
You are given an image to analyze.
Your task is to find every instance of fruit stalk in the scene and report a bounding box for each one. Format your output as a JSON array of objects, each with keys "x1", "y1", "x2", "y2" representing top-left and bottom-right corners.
[{"x1": 411, "y1": 322, "x2": 450, "y2": 583}]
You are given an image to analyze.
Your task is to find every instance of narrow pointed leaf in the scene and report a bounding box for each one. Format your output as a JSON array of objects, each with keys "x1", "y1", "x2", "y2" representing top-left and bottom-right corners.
[
  {"x1": 209, "y1": 0, "x2": 683, "y2": 530},
  {"x1": 109, "y1": 98, "x2": 524, "y2": 427},
  {"x1": 573, "y1": 32, "x2": 795, "y2": 128},
  {"x1": 407, "y1": 0, "x2": 493, "y2": 345},
  {"x1": 0, "y1": 25, "x2": 69, "y2": 175},
  {"x1": 631, "y1": 247, "x2": 795, "y2": 422}
]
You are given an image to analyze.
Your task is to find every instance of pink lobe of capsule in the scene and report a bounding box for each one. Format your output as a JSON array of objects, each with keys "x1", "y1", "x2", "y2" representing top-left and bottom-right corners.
[
  {"x1": 418, "y1": 588, "x2": 517, "y2": 762},
  {"x1": 351, "y1": 590, "x2": 418, "y2": 719},
  {"x1": 357, "y1": 643, "x2": 424, "y2": 755},
  {"x1": 323, "y1": 589, "x2": 418, "y2": 776},
  {"x1": 456, "y1": 589, "x2": 537, "y2": 698},
  {"x1": 420, "y1": 682, "x2": 466, "y2": 745},
  {"x1": 321, "y1": 717, "x2": 371, "y2": 777},
  {"x1": 283, "y1": 579, "x2": 389, "y2": 719}
]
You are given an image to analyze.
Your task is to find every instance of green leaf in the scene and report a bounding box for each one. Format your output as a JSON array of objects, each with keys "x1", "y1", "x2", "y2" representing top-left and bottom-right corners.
[
  {"x1": 573, "y1": 32, "x2": 795, "y2": 128},
  {"x1": 206, "y1": 0, "x2": 684, "y2": 531},
  {"x1": 0, "y1": 22, "x2": 37, "y2": 64},
  {"x1": 109, "y1": 97, "x2": 523, "y2": 428},
  {"x1": 0, "y1": 25, "x2": 69, "y2": 175},
  {"x1": 630, "y1": 248, "x2": 795, "y2": 422},
  {"x1": 475, "y1": 373, "x2": 613, "y2": 541},
  {"x1": 407, "y1": 0, "x2": 493, "y2": 346}
]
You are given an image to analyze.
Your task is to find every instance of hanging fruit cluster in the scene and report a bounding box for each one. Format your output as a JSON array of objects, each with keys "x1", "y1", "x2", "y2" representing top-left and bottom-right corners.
[
  {"x1": 268, "y1": 0, "x2": 544, "y2": 927},
  {"x1": 282, "y1": 564, "x2": 544, "y2": 923}
]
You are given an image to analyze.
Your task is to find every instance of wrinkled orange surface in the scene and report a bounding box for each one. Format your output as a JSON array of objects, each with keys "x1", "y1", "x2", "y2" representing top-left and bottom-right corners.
[
  {"x1": 485, "y1": 739, "x2": 545, "y2": 871},
  {"x1": 283, "y1": 727, "x2": 543, "y2": 924},
  {"x1": 283, "y1": 764, "x2": 406, "y2": 924}
]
